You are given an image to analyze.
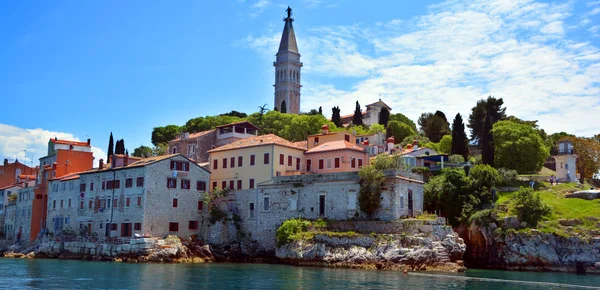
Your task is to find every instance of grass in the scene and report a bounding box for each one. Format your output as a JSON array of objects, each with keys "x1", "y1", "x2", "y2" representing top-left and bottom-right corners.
[{"x1": 495, "y1": 182, "x2": 600, "y2": 236}]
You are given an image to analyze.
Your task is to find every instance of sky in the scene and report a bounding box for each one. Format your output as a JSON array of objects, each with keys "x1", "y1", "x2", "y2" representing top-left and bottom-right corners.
[{"x1": 0, "y1": 0, "x2": 599, "y2": 167}]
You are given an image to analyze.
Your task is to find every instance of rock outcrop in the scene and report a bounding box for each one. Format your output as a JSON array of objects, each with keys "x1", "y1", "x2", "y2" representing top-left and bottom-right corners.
[
  {"x1": 276, "y1": 228, "x2": 466, "y2": 272},
  {"x1": 566, "y1": 190, "x2": 600, "y2": 200}
]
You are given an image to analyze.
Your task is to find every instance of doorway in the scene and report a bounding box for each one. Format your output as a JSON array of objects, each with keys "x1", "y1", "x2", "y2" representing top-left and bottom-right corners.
[
  {"x1": 408, "y1": 190, "x2": 414, "y2": 217},
  {"x1": 319, "y1": 195, "x2": 325, "y2": 216},
  {"x1": 121, "y1": 223, "x2": 132, "y2": 237}
]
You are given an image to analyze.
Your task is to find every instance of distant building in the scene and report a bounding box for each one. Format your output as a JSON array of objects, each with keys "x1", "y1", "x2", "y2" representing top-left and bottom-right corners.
[
  {"x1": 339, "y1": 99, "x2": 392, "y2": 127},
  {"x1": 168, "y1": 121, "x2": 260, "y2": 163},
  {"x1": 0, "y1": 159, "x2": 37, "y2": 189},
  {"x1": 0, "y1": 179, "x2": 35, "y2": 241},
  {"x1": 552, "y1": 139, "x2": 578, "y2": 182}
]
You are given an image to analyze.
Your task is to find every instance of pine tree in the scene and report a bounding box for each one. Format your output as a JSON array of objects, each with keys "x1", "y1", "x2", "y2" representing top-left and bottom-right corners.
[
  {"x1": 353, "y1": 101, "x2": 363, "y2": 126},
  {"x1": 107, "y1": 132, "x2": 114, "y2": 160},
  {"x1": 331, "y1": 106, "x2": 342, "y2": 127},
  {"x1": 451, "y1": 113, "x2": 469, "y2": 160},
  {"x1": 378, "y1": 107, "x2": 390, "y2": 126}
]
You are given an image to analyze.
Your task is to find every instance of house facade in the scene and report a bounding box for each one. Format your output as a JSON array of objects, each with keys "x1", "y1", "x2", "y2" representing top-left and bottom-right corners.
[
  {"x1": 552, "y1": 139, "x2": 578, "y2": 182},
  {"x1": 338, "y1": 99, "x2": 392, "y2": 127},
  {"x1": 304, "y1": 140, "x2": 369, "y2": 174},
  {"x1": 75, "y1": 154, "x2": 210, "y2": 239},
  {"x1": 47, "y1": 173, "x2": 81, "y2": 236},
  {"x1": 208, "y1": 134, "x2": 306, "y2": 191},
  {"x1": 0, "y1": 159, "x2": 37, "y2": 189}
]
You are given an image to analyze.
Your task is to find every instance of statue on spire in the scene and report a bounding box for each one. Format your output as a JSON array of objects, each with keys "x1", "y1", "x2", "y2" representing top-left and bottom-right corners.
[{"x1": 286, "y1": 6, "x2": 292, "y2": 19}]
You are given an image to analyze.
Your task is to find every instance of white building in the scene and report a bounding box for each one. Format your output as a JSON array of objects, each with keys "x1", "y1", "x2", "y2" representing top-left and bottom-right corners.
[
  {"x1": 553, "y1": 139, "x2": 578, "y2": 182},
  {"x1": 15, "y1": 185, "x2": 34, "y2": 241},
  {"x1": 72, "y1": 154, "x2": 211, "y2": 239},
  {"x1": 0, "y1": 180, "x2": 35, "y2": 240}
]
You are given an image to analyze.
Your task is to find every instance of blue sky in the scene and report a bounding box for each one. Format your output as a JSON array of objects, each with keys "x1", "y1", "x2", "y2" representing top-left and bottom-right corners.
[{"x1": 1, "y1": 0, "x2": 599, "y2": 166}]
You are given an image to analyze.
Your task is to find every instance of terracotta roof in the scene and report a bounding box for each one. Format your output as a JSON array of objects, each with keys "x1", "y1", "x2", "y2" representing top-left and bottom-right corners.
[
  {"x1": 111, "y1": 154, "x2": 142, "y2": 160},
  {"x1": 18, "y1": 174, "x2": 36, "y2": 180},
  {"x1": 50, "y1": 139, "x2": 90, "y2": 147},
  {"x1": 0, "y1": 184, "x2": 18, "y2": 191},
  {"x1": 394, "y1": 175, "x2": 425, "y2": 184},
  {"x1": 80, "y1": 154, "x2": 177, "y2": 174},
  {"x1": 339, "y1": 112, "x2": 367, "y2": 119},
  {"x1": 305, "y1": 140, "x2": 366, "y2": 154},
  {"x1": 208, "y1": 134, "x2": 306, "y2": 153},
  {"x1": 215, "y1": 121, "x2": 260, "y2": 131},
  {"x1": 292, "y1": 141, "x2": 308, "y2": 149},
  {"x1": 169, "y1": 129, "x2": 216, "y2": 143}
]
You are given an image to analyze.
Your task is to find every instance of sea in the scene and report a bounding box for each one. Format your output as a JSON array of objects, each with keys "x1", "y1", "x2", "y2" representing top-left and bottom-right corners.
[{"x1": 0, "y1": 259, "x2": 599, "y2": 289}]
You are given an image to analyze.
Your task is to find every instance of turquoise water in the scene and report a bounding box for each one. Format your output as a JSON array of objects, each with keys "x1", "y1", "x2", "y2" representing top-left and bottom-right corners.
[{"x1": 1, "y1": 259, "x2": 599, "y2": 289}]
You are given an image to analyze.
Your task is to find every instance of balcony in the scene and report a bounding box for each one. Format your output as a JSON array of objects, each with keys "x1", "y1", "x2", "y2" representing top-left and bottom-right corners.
[{"x1": 550, "y1": 149, "x2": 576, "y2": 156}]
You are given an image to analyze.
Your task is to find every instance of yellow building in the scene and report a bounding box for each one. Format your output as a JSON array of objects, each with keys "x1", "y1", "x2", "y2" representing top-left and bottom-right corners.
[{"x1": 207, "y1": 134, "x2": 306, "y2": 191}]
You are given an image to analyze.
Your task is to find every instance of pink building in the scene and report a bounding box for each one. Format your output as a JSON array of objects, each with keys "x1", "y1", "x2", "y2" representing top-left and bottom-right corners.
[{"x1": 304, "y1": 140, "x2": 369, "y2": 174}]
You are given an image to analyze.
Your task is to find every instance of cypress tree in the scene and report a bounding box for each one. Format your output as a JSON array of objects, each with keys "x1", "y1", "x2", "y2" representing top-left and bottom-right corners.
[
  {"x1": 352, "y1": 101, "x2": 363, "y2": 126},
  {"x1": 378, "y1": 107, "x2": 390, "y2": 126},
  {"x1": 331, "y1": 106, "x2": 342, "y2": 127},
  {"x1": 451, "y1": 113, "x2": 469, "y2": 160},
  {"x1": 107, "y1": 132, "x2": 114, "y2": 160},
  {"x1": 318, "y1": 106, "x2": 322, "y2": 115}
]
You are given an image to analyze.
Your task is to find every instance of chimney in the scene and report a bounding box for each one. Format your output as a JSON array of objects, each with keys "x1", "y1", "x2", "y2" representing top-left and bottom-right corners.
[
  {"x1": 386, "y1": 136, "x2": 395, "y2": 153},
  {"x1": 124, "y1": 155, "x2": 129, "y2": 165},
  {"x1": 321, "y1": 124, "x2": 330, "y2": 135},
  {"x1": 99, "y1": 158, "x2": 104, "y2": 169},
  {"x1": 52, "y1": 162, "x2": 57, "y2": 170},
  {"x1": 87, "y1": 138, "x2": 91, "y2": 145},
  {"x1": 412, "y1": 139, "x2": 419, "y2": 151},
  {"x1": 111, "y1": 155, "x2": 117, "y2": 169}
]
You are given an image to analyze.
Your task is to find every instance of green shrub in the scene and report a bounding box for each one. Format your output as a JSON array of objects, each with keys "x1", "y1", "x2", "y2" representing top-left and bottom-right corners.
[
  {"x1": 468, "y1": 209, "x2": 495, "y2": 226},
  {"x1": 276, "y1": 218, "x2": 310, "y2": 247},
  {"x1": 498, "y1": 168, "x2": 518, "y2": 186},
  {"x1": 511, "y1": 187, "x2": 551, "y2": 227},
  {"x1": 209, "y1": 206, "x2": 228, "y2": 224},
  {"x1": 411, "y1": 166, "x2": 430, "y2": 174},
  {"x1": 448, "y1": 154, "x2": 465, "y2": 163},
  {"x1": 313, "y1": 218, "x2": 327, "y2": 229}
]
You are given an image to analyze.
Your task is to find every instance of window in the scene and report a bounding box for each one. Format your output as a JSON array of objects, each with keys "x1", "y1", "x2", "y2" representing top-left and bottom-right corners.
[
  {"x1": 114, "y1": 180, "x2": 121, "y2": 189},
  {"x1": 213, "y1": 159, "x2": 218, "y2": 170},
  {"x1": 68, "y1": 199, "x2": 71, "y2": 208},
  {"x1": 326, "y1": 158, "x2": 332, "y2": 169},
  {"x1": 181, "y1": 180, "x2": 191, "y2": 190},
  {"x1": 400, "y1": 196, "x2": 405, "y2": 209},
  {"x1": 345, "y1": 135, "x2": 350, "y2": 142},
  {"x1": 334, "y1": 157, "x2": 340, "y2": 168},
  {"x1": 358, "y1": 159, "x2": 363, "y2": 168},
  {"x1": 249, "y1": 203, "x2": 255, "y2": 219},
  {"x1": 249, "y1": 179, "x2": 255, "y2": 189},
  {"x1": 351, "y1": 158, "x2": 356, "y2": 168},
  {"x1": 189, "y1": 220, "x2": 199, "y2": 230},
  {"x1": 126, "y1": 197, "x2": 130, "y2": 207},
  {"x1": 222, "y1": 158, "x2": 227, "y2": 169},
  {"x1": 230, "y1": 157, "x2": 235, "y2": 168},
  {"x1": 137, "y1": 196, "x2": 142, "y2": 206},
  {"x1": 182, "y1": 162, "x2": 190, "y2": 171},
  {"x1": 296, "y1": 158, "x2": 301, "y2": 170},
  {"x1": 134, "y1": 223, "x2": 141, "y2": 231},
  {"x1": 170, "y1": 160, "x2": 175, "y2": 169},
  {"x1": 136, "y1": 177, "x2": 144, "y2": 187},
  {"x1": 318, "y1": 159, "x2": 324, "y2": 170},
  {"x1": 53, "y1": 200, "x2": 56, "y2": 209},
  {"x1": 238, "y1": 156, "x2": 243, "y2": 167},
  {"x1": 88, "y1": 200, "x2": 93, "y2": 209},
  {"x1": 264, "y1": 153, "x2": 270, "y2": 164},
  {"x1": 306, "y1": 159, "x2": 312, "y2": 172},
  {"x1": 221, "y1": 181, "x2": 227, "y2": 190},
  {"x1": 229, "y1": 180, "x2": 234, "y2": 190},
  {"x1": 173, "y1": 198, "x2": 178, "y2": 208},
  {"x1": 102, "y1": 180, "x2": 106, "y2": 190},
  {"x1": 80, "y1": 183, "x2": 86, "y2": 192},
  {"x1": 237, "y1": 180, "x2": 242, "y2": 190},
  {"x1": 169, "y1": 222, "x2": 179, "y2": 232},
  {"x1": 263, "y1": 197, "x2": 270, "y2": 211},
  {"x1": 197, "y1": 181, "x2": 206, "y2": 191},
  {"x1": 113, "y1": 198, "x2": 118, "y2": 207},
  {"x1": 90, "y1": 182, "x2": 94, "y2": 191},
  {"x1": 212, "y1": 182, "x2": 217, "y2": 190},
  {"x1": 288, "y1": 155, "x2": 292, "y2": 166},
  {"x1": 314, "y1": 137, "x2": 319, "y2": 144},
  {"x1": 167, "y1": 178, "x2": 177, "y2": 188},
  {"x1": 110, "y1": 223, "x2": 118, "y2": 231},
  {"x1": 172, "y1": 147, "x2": 177, "y2": 154},
  {"x1": 198, "y1": 201, "x2": 203, "y2": 211},
  {"x1": 60, "y1": 200, "x2": 63, "y2": 208},
  {"x1": 250, "y1": 155, "x2": 255, "y2": 166},
  {"x1": 106, "y1": 180, "x2": 113, "y2": 190},
  {"x1": 79, "y1": 201, "x2": 84, "y2": 209},
  {"x1": 125, "y1": 178, "x2": 133, "y2": 188},
  {"x1": 65, "y1": 217, "x2": 70, "y2": 224},
  {"x1": 279, "y1": 154, "x2": 284, "y2": 165}
]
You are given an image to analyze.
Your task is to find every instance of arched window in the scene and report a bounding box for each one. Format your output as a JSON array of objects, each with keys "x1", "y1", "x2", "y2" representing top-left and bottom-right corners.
[{"x1": 172, "y1": 147, "x2": 177, "y2": 154}]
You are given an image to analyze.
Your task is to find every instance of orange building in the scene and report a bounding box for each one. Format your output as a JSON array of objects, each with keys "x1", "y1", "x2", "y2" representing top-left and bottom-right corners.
[
  {"x1": 30, "y1": 138, "x2": 94, "y2": 241},
  {"x1": 0, "y1": 159, "x2": 37, "y2": 189}
]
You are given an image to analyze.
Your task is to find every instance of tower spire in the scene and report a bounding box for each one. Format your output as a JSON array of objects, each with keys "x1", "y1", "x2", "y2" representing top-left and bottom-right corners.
[{"x1": 274, "y1": 7, "x2": 302, "y2": 114}]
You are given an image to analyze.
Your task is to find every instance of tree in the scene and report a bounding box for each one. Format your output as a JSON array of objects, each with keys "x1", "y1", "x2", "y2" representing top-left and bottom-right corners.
[
  {"x1": 151, "y1": 125, "x2": 181, "y2": 146},
  {"x1": 386, "y1": 121, "x2": 415, "y2": 144},
  {"x1": 331, "y1": 106, "x2": 342, "y2": 128},
  {"x1": 107, "y1": 132, "x2": 114, "y2": 159},
  {"x1": 352, "y1": 101, "x2": 363, "y2": 126},
  {"x1": 366, "y1": 124, "x2": 386, "y2": 135},
  {"x1": 567, "y1": 136, "x2": 600, "y2": 183},
  {"x1": 389, "y1": 113, "x2": 417, "y2": 133},
  {"x1": 115, "y1": 139, "x2": 126, "y2": 155},
  {"x1": 491, "y1": 120, "x2": 549, "y2": 173},
  {"x1": 451, "y1": 113, "x2": 469, "y2": 160},
  {"x1": 511, "y1": 187, "x2": 551, "y2": 227},
  {"x1": 438, "y1": 135, "x2": 452, "y2": 154},
  {"x1": 153, "y1": 143, "x2": 168, "y2": 156},
  {"x1": 418, "y1": 111, "x2": 451, "y2": 143},
  {"x1": 358, "y1": 165, "x2": 384, "y2": 218},
  {"x1": 400, "y1": 135, "x2": 431, "y2": 148},
  {"x1": 280, "y1": 100, "x2": 287, "y2": 113},
  {"x1": 318, "y1": 106, "x2": 322, "y2": 115},
  {"x1": 370, "y1": 154, "x2": 401, "y2": 170},
  {"x1": 219, "y1": 110, "x2": 248, "y2": 118},
  {"x1": 378, "y1": 107, "x2": 390, "y2": 126},
  {"x1": 468, "y1": 96, "x2": 507, "y2": 165},
  {"x1": 132, "y1": 146, "x2": 153, "y2": 158}
]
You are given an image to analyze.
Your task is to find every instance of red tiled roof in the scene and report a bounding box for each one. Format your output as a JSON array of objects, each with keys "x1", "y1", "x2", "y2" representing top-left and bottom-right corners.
[
  {"x1": 18, "y1": 174, "x2": 36, "y2": 180},
  {"x1": 169, "y1": 129, "x2": 216, "y2": 143},
  {"x1": 0, "y1": 184, "x2": 19, "y2": 191},
  {"x1": 50, "y1": 139, "x2": 90, "y2": 147},
  {"x1": 208, "y1": 134, "x2": 306, "y2": 153},
  {"x1": 305, "y1": 140, "x2": 366, "y2": 154},
  {"x1": 394, "y1": 175, "x2": 425, "y2": 184},
  {"x1": 215, "y1": 121, "x2": 260, "y2": 131},
  {"x1": 292, "y1": 141, "x2": 308, "y2": 149}
]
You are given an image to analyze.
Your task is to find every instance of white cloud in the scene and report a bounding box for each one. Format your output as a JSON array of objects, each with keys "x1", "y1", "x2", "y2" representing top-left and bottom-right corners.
[
  {"x1": 0, "y1": 124, "x2": 105, "y2": 168},
  {"x1": 240, "y1": 0, "x2": 600, "y2": 137},
  {"x1": 249, "y1": 0, "x2": 270, "y2": 18}
]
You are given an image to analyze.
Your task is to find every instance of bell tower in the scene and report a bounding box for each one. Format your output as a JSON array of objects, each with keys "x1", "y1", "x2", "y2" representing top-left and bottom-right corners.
[{"x1": 274, "y1": 6, "x2": 302, "y2": 114}]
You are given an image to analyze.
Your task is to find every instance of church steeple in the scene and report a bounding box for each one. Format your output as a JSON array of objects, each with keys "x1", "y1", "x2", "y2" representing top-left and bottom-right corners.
[{"x1": 274, "y1": 6, "x2": 302, "y2": 114}]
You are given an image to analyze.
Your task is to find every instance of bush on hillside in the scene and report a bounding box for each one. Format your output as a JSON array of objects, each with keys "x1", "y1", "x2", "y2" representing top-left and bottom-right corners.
[
  {"x1": 276, "y1": 218, "x2": 310, "y2": 247},
  {"x1": 511, "y1": 187, "x2": 551, "y2": 228}
]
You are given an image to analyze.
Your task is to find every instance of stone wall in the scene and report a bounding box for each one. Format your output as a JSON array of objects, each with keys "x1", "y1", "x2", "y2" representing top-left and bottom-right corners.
[
  {"x1": 38, "y1": 238, "x2": 159, "y2": 257},
  {"x1": 326, "y1": 218, "x2": 447, "y2": 235}
]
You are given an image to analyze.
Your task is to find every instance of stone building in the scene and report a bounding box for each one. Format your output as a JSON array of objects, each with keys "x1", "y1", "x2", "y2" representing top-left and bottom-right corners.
[
  {"x1": 47, "y1": 172, "x2": 82, "y2": 236},
  {"x1": 339, "y1": 99, "x2": 392, "y2": 127},
  {"x1": 168, "y1": 121, "x2": 259, "y2": 163},
  {"x1": 0, "y1": 179, "x2": 35, "y2": 240},
  {"x1": 229, "y1": 170, "x2": 424, "y2": 250},
  {"x1": 15, "y1": 185, "x2": 34, "y2": 241},
  {"x1": 274, "y1": 7, "x2": 302, "y2": 114},
  {"x1": 75, "y1": 154, "x2": 210, "y2": 239}
]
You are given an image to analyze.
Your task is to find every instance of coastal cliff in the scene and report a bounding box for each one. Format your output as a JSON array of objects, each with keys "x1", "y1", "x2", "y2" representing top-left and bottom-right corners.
[{"x1": 274, "y1": 219, "x2": 466, "y2": 272}]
